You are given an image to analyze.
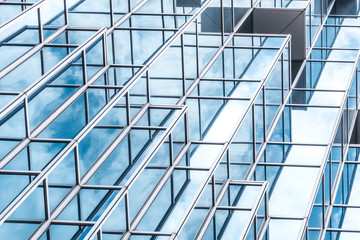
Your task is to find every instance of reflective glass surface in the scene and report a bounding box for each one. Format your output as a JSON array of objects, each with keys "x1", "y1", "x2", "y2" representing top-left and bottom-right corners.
[{"x1": 0, "y1": 0, "x2": 360, "y2": 239}]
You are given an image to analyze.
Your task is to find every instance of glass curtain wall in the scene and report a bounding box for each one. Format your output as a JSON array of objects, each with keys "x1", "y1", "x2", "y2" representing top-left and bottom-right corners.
[{"x1": 0, "y1": 0, "x2": 360, "y2": 239}]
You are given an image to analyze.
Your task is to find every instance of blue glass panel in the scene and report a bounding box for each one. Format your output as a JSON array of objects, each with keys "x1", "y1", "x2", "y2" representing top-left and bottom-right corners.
[
  {"x1": 0, "y1": 222, "x2": 39, "y2": 240},
  {"x1": 38, "y1": 94, "x2": 86, "y2": 139},
  {"x1": 87, "y1": 135, "x2": 130, "y2": 185},
  {"x1": 0, "y1": 52, "x2": 42, "y2": 92},
  {"x1": 79, "y1": 127, "x2": 121, "y2": 177},
  {"x1": 128, "y1": 167, "x2": 166, "y2": 221},
  {"x1": 5, "y1": 141, "x2": 66, "y2": 171},
  {"x1": 0, "y1": 140, "x2": 20, "y2": 160},
  {"x1": 0, "y1": 5, "x2": 22, "y2": 25},
  {"x1": 57, "y1": 188, "x2": 113, "y2": 221},
  {"x1": 0, "y1": 46, "x2": 32, "y2": 70},
  {"x1": 10, "y1": 186, "x2": 45, "y2": 219},
  {"x1": 0, "y1": 174, "x2": 29, "y2": 213},
  {"x1": 0, "y1": 105, "x2": 26, "y2": 138},
  {"x1": 178, "y1": 208, "x2": 208, "y2": 239},
  {"x1": 47, "y1": 225, "x2": 86, "y2": 240},
  {"x1": 102, "y1": 197, "x2": 127, "y2": 232},
  {"x1": 28, "y1": 86, "x2": 78, "y2": 131}
]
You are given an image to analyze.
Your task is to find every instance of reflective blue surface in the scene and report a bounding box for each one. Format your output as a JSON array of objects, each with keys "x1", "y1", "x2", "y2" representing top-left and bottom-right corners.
[{"x1": 0, "y1": 0, "x2": 360, "y2": 239}]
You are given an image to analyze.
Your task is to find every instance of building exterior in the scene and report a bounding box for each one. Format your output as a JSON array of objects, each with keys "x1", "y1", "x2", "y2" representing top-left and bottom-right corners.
[{"x1": 0, "y1": 0, "x2": 360, "y2": 239}]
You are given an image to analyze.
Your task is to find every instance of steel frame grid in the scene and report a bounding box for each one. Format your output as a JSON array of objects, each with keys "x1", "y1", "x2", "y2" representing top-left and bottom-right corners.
[
  {"x1": 317, "y1": 68, "x2": 360, "y2": 234},
  {"x1": 295, "y1": 10, "x2": 360, "y2": 240},
  {"x1": 2, "y1": 3, "x2": 231, "y2": 240},
  {"x1": 29, "y1": 104, "x2": 189, "y2": 239},
  {"x1": 2, "y1": 0, "x2": 282, "y2": 238},
  {"x1": 252, "y1": 55, "x2": 359, "y2": 239},
  {"x1": 125, "y1": 38, "x2": 289, "y2": 240},
  {"x1": 0, "y1": 0, "x2": 358, "y2": 238},
  {"x1": 0, "y1": 0, "x2": 194, "y2": 236},
  {"x1": 174, "y1": 37, "x2": 291, "y2": 240},
  {"x1": 0, "y1": 0, "x2": 198, "y2": 162},
  {"x1": 238, "y1": 0, "x2": 360, "y2": 238},
  {"x1": 86, "y1": 18, "x2": 292, "y2": 240},
  {"x1": 0, "y1": 0, "x2": 266, "y2": 237},
  {"x1": 301, "y1": 54, "x2": 360, "y2": 239}
]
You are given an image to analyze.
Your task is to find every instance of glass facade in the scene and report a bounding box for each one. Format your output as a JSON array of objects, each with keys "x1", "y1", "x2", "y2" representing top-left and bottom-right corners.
[{"x1": 0, "y1": 0, "x2": 360, "y2": 239}]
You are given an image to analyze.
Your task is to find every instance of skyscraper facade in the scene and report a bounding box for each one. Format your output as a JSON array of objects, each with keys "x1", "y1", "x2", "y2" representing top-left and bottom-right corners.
[{"x1": 0, "y1": 0, "x2": 359, "y2": 239}]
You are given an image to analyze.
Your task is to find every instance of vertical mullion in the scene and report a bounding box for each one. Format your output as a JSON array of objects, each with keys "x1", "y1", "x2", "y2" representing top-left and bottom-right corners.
[
  {"x1": 97, "y1": 229, "x2": 103, "y2": 240},
  {"x1": 74, "y1": 145, "x2": 81, "y2": 185},
  {"x1": 111, "y1": 32, "x2": 118, "y2": 85},
  {"x1": 262, "y1": 86, "x2": 266, "y2": 143},
  {"x1": 109, "y1": 0, "x2": 114, "y2": 27},
  {"x1": 211, "y1": 175, "x2": 216, "y2": 206},
  {"x1": 264, "y1": 191, "x2": 269, "y2": 238},
  {"x1": 65, "y1": 29, "x2": 71, "y2": 55},
  {"x1": 126, "y1": 92, "x2": 132, "y2": 165},
  {"x1": 125, "y1": 193, "x2": 131, "y2": 231},
  {"x1": 82, "y1": 50, "x2": 88, "y2": 84},
  {"x1": 63, "y1": 0, "x2": 69, "y2": 25},
  {"x1": 252, "y1": 104, "x2": 256, "y2": 165},
  {"x1": 185, "y1": 111, "x2": 190, "y2": 145},
  {"x1": 226, "y1": 149, "x2": 230, "y2": 180},
  {"x1": 288, "y1": 41, "x2": 292, "y2": 89},
  {"x1": 40, "y1": 49, "x2": 45, "y2": 75},
  {"x1": 129, "y1": 23, "x2": 135, "y2": 75},
  {"x1": 197, "y1": 91, "x2": 202, "y2": 139},
  {"x1": 281, "y1": 54, "x2": 284, "y2": 104},
  {"x1": 37, "y1": 8, "x2": 44, "y2": 43},
  {"x1": 309, "y1": 2, "x2": 312, "y2": 47},
  {"x1": 170, "y1": 171, "x2": 175, "y2": 204},
  {"x1": 26, "y1": 145, "x2": 32, "y2": 183},
  {"x1": 77, "y1": 190, "x2": 82, "y2": 224},
  {"x1": 222, "y1": 52, "x2": 226, "y2": 102},
  {"x1": 84, "y1": 90, "x2": 90, "y2": 124},
  {"x1": 181, "y1": 34, "x2": 186, "y2": 96},
  {"x1": 43, "y1": 178, "x2": 51, "y2": 220},
  {"x1": 147, "y1": 107, "x2": 152, "y2": 139},
  {"x1": 21, "y1": 0, "x2": 26, "y2": 11},
  {"x1": 212, "y1": 177, "x2": 217, "y2": 240},
  {"x1": 254, "y1": 216, "x2": 257, "y2": 240},
  {"x1": 232, "y1": 40, "x2": 236, "y2": 81},
  {"x1": 82, "y1": 50, "x2": 89, "y2": 123},
  {"x1": 24, "y1": 97, "x2": 31, "y2": 138},
  {"x1": 102, "y1": 33, "x2": 111, "y2": 103},
  {"x1": 24, "y1": 97, "x2": 32, "y2": 183},
  {"x1": 102, "y1": 32, "x2": 108, "y2": 67},
  {"x1": 195, "y1": 18, "x2": 200, "y2": 78},
  {"x1": 341, "y1": 118, "x2": 344, "y2": 162},
  {"x1": 161, "y1": 0, "x2": 166, "y2": 43},
  {"x1": 322, "y1": 175, "x2": 325, "y2": 229},
  {"x1": 172, "y1": 0, "x2": 178, "y2": 28},
  {"x1": 126, "y1": 92, "x2": 131, "y2": 126},
  {"x1": 146, "y1": 70, "x2": 151, "y2": 104},
  {"x1": 104, "y1": 72, "x2": 111, "y2": 103},
  {"x1": 356, "y1": 69, "x2": 358, "y2": 110},
  {"x1": 231, "y1": 0, "x2": 234, "y2": 32},
  {"x1": 169, "y1": 134, "x2": 174, "y2": 166}
]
